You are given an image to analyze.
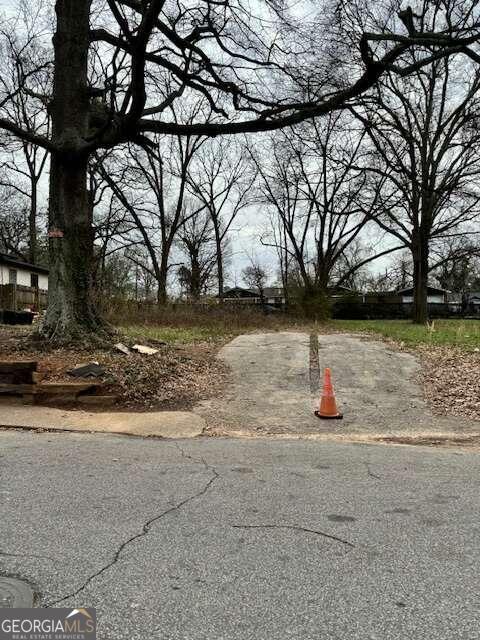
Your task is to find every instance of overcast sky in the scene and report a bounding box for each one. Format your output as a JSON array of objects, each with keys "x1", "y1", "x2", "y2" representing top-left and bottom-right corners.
[{"x1": 0, "y1": 0, "x2": 394, "y2": 290}]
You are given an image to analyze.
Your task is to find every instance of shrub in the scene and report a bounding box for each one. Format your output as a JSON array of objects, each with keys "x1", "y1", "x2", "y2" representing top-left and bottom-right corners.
[{"x1": 287, "y1": 286, "x2": 331, "y2": 320}]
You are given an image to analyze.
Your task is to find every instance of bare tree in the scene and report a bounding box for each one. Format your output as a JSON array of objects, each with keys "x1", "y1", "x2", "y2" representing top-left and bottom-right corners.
[
  {"x1": 177, "y1": 207, "x2": 217, "y2": 300},
  {"x1": 91, "y1": 188, "x2": 138, "y2": 298},
  {"x1": 0, "y1": 0, "x2": 477, "y2": 341},
  {"x1": 431, "y1": 238, "x2": 480, "y2": 296},
  {"x1": 187, "y1": 139, "x2": 255, "y2": 297},
  {"x1": 354, "y1": 51, "x2": 480, "y2": 323},
  {"x1": 96, "y1": 130, "x2": 205, "y2": 304},
  {"x1": 97, "y1": 250, "x2": 136, "y2": 302},
  {"x1": 0, "y1": 184, "x2": 29, "y2": 258},
  {"x1": 252, "y1": 114, "x2": 400, "y2": 299},
  {"x1": 242, "y1": 259, "x2": 270, "y2": 304},
  {"x1": 0, "y1": 2, "x2": 51, "y2": 264}
]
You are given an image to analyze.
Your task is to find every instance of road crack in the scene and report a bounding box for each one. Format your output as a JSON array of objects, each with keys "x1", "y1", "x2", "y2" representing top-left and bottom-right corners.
[
  {"x1": 232, "y1": 524, "x2": 355, "y2": 548},
  {"x1": 47, "y1": 445, "x2": 220, "y2": 607},
  {"x1": 364, "y1": 462, "x2": 382, "y2": 480}
]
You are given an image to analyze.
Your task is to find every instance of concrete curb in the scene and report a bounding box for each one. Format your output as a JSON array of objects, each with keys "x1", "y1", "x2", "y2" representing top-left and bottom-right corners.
[{"x1": 0, "y1": 404, "x2": 206, "y2": 439}]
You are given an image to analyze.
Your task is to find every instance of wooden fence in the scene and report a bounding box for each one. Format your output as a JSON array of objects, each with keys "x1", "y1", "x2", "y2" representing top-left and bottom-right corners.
[{"x1": 0, "y1": 284, "x2": 48, "y2": 312}]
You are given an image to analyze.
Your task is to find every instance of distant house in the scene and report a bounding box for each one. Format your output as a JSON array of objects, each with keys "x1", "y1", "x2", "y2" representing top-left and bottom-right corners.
[
  {"x1": 220, "y1": 287, "x2": 259, "y2": 302},
  {"x1": 396, "y1": 285, "x2": 449, "y2": 305},
  {"x1": 327, "y1": 285, "x2": 359, "y2": 299},
  {"x1": 220, "y1": 286, "x2": 286, "y2": 308},
  {"x1": 262, "y1": 287, "x2": 287, "y2": 306},
  {"x1": 361, "y1": 291, "x2": 400, "y2": 304},
  {"x1": 0, "y1": 253, "x2": 49, "y2": 311},
  {"x1": 464, "y1": 292, "x2": 480, "y2": 315}
]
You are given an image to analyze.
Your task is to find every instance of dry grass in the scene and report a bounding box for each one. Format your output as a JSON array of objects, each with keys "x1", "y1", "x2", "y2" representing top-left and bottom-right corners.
[
  {"x1": 108, "y1": 300, "x2": 316, "y2": 343},
  {"x1": 0, "y1": 305, "x2": 318, "y2": 412},
  {"x1": 328, "y1": 320, "x2": 480, "y2": 423},
  {"x1": 3, "y1": 312, "x2": 479, "y2": 422}
]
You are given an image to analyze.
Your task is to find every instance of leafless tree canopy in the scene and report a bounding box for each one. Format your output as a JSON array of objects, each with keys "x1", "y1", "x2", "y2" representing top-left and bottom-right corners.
[
  {"x1": 0, "y1": 1, "x2": 479, "y2": 339},
  {"x1": 2, "y1": 1, "x2": 480, "y2": 151}
]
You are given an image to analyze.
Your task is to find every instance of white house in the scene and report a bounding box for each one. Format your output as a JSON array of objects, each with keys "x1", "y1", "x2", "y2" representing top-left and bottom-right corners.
[
  {"x1": 0, "y1": 253, "x2": 49, "y2": 290},
  {"x1": 397, "y1": 285, "x2": 448, "y2": 305}
]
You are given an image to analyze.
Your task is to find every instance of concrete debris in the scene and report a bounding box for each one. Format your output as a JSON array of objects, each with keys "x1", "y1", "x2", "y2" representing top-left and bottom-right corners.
[
  {"x1": 115, "y1": 343, "x2": 131, "y2": 355},
  {"x1": 132, "y1": 344, "x2": 159, "y2": 355}
]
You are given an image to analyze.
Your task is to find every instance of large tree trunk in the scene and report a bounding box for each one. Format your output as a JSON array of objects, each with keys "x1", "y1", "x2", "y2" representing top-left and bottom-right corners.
[
  {"x1": 38, "y1": 0, "x2": 106, "y2": 344},
  {"x1": 157, "y1": 278, "x2": 167, "y2": 305},
  {"x1": 412, "y1": 229, "x2": 429, "y2": 324},
  {"x1": 315, "y1": 258, "x2": 330, "y2": 296}
]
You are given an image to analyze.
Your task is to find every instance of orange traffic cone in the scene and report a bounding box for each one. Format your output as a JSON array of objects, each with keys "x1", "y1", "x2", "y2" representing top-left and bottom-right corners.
[{"x1": 315, "y1": 368, "x2": 343, "y2": 420}]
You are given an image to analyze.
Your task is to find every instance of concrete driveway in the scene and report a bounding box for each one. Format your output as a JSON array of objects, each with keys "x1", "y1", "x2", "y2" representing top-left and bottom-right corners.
[
  {"x1": 1, "y1": 431, "x2": 479, "y2": 639},
  {"x1": 197, "y1": 332, "x2": 479, "y2": 439}
]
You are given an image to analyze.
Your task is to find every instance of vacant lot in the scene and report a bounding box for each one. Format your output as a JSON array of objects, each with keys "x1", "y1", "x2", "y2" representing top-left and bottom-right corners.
[
  {"x1": 0, "y1": 306, "x2": 317, "y2": 411},
  {"x1": 330, "y1": 319, "x2": 480, "y2": 422},
  {"x1": 113, "y1": 302, "x2": 315, "y2": 344},
  {"x1": 1, "y1": 315, "x2": 479, "y2": 421}
]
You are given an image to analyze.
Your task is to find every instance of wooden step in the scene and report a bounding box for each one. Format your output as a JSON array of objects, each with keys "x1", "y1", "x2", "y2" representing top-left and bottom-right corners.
[
  {"x1": 0, "y1": 361, "x2": 38, "y2": 385},
  {"x1": 0, "y1": 361, "x2": 37, "y2": 373},
  {"x1": 0, "y1": 378, "x2": 102, "y2": 406},
  {"x1": 0, "y1": 383, "x2": 35, "y2": 395},
  {"x1": 34, "y1": 382, "x2": 98, "y2": 396}
]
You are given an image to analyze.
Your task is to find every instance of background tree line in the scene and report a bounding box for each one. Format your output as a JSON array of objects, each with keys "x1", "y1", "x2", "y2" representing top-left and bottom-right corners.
[{"x1": 1, "y1": 1, "x2": 480, "y2": 341}]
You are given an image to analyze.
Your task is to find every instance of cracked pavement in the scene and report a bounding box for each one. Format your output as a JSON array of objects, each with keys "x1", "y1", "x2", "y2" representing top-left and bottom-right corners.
[
  {"x1": 197, "y1": 332, "x2": 480, "y2": 438},
  {"x1": 1, "y1": 430, "x2": 479, "y2": 639}
]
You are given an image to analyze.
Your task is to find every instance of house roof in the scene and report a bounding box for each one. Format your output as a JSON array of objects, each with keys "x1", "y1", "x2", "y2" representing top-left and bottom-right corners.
[
  {"x1": 221, "y1": 287, "x2": 258, "y2": 299},
  {"x1": 328, "y1": 285, "x2": 357, "y2": 293},
  {"x1": 0, "y1": 253, "x2": 49, "y2": 275},
  {"x1": 221, "y1": 286, "x2": 286, "y2": 299},
  {"x1": 396, "y1": 285, "x2": 449, "y2": 295}
]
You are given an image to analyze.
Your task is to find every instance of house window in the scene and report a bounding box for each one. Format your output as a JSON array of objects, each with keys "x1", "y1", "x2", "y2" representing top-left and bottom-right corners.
[
  {"x1": 31, "y1": 273, "x2": 39, "y2": 288},
  {"x1": 8, "y1": 269, "x2": 17, "y2": 285}
]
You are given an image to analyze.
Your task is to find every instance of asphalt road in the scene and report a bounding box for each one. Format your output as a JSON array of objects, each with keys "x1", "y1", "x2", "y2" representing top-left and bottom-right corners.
[{"x1": 1, "y1": 430, "x2": 479, "y2": 639}]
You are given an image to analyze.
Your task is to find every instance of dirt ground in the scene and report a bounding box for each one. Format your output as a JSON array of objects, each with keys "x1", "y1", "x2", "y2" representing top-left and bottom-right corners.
[{"x1": 0, "y1": 326, "x2": 228, "y2": 410}]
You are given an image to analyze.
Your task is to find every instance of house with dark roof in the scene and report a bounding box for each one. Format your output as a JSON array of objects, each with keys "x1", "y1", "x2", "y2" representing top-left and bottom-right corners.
[
  {"x1": 220, "y1": 286, "x2": 258, "y2": 301},
  {"x1": 464, "y1": 291, "x2": 480, "y2": 315},
  {"x1": 220, "y1": 286, "x2": 287, "y2": 307}
]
